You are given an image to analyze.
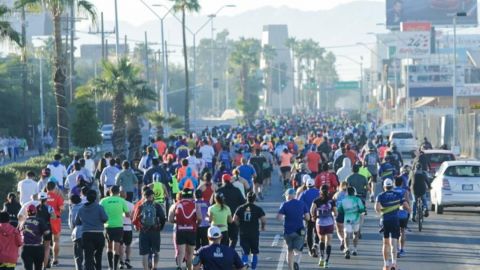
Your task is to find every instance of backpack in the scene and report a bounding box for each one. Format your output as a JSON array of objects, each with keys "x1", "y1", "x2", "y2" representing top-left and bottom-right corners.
[
  {"x1": 140, "y1": 202, "x2": 157, "y2": 228},
  {"x1": 175, "y1": 200, "x2": 197, "y2": 231}
]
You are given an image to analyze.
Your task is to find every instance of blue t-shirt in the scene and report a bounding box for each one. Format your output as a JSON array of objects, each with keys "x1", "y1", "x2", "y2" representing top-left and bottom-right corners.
[
  {"x1": 278, "y1": 199, "x2": 308, "y2": 235},
  {"x1": 195, "y1": 243, "x2": 244, "y2": 270},
  {"x1": 393, "y1": 187, "x2": 409, "y2": 219},
  {"x1": 376, "y1": 190, "x2": 404, "y2": 222},
  {"x1": 238, "y1": 165, "x2": 256, "y2": 187},
  {"x1": 298, "y1": 188, "x2": 320, "y2": 210}
]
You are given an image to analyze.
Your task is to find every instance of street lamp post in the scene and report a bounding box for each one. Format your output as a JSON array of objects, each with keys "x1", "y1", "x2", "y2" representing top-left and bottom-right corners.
[
  {"x1": 114, "y1": 0, "x2": 120, "y2": 58},
  {"x1": 452, "y1": 12, "x2": 467, "y2": 151}
]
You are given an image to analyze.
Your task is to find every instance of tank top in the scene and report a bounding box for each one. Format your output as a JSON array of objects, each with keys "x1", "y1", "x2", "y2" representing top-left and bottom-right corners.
[
  {"x1": 202, "y1": 183, "x2": 214, "y2": 202},
  {"x1": 152, "y1": 182, "x2": 165, "y2": 203}
]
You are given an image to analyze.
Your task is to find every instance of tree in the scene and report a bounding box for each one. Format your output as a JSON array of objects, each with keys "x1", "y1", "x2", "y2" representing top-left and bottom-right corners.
[
  {"x1": 71, "y1": 101, "x2": 101, "y2": 148},
  {"x1": 146, "y1": 111, "x2": 180, "y2": 139},
  {"x1": 171, "y1": 0, "x2": 200, "y2": 131},
  {"x1": 0, "y1": 5, "x2": 21, "y2": 45},
  {"x1": 16, "y1": 0, "x2": 97, "y2": 154},
  {"x1": 77, "y1": 58, "x2": 148, "y2": 156},
  {"x1": 229, "y1": 38, "x2": 263, "y2": 122}
]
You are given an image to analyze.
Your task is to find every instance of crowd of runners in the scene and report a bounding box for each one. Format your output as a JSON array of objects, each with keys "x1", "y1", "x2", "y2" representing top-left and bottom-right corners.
[{"x1": 0, "y1": 113, "x2": 435, "y2": 270}]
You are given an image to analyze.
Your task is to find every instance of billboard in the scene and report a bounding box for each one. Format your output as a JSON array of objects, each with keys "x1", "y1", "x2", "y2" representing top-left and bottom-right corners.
[
  {"x1": 386, "y1": 0, "x2": 478, "y2": 29},
  {"x1": 378, "y1": 32, "x2": 431, "y2": 59}
]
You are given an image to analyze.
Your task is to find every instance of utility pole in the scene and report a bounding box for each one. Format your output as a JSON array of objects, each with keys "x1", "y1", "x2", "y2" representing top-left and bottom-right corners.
[
  {"x1": 144, "y1": 32, "x2": 150, "y2": 82},
  {"x1": 105, "y1": 39, "x2": 109, "y2": 58},
  {"x1": 124, "y1": 35, "x2": 128, "y2": 56},
  {"x1": 70, "y1": 1, "x2": 75, "y2": 103},
  {"x1": 101, "y1": 12, "x2": 105, "y2": 60},
  {"x1": 210, "y1": 16, "x2": 216, "y2": 114},
  {"x1": 114, "y1": 0, "x2": 120, "y2": 58},
  {"x1": 39, "y1": 55, "x2": 44, "y2": 154},
  {"x1": 165, "y1": 40, "x2": 170, "y2": 114},
  {"x1": 21, "y1": 7, "x2": 28, "y2": 140},
  {"x1": 154, "y1": 51, "x2": 160, "y2": 111}
]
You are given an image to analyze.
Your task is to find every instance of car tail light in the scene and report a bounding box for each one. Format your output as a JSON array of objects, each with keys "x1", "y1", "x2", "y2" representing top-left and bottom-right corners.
[{"x1": 442, "y1": 179, "x2": 451, "y2": 190}]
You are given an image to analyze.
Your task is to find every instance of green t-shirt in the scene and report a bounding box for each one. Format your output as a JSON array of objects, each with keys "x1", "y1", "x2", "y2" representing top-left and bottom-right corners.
[
  {"x1": 208, "y1": 204, "x2": 231, "y2": 232},
  {"x1": 338, "y1": 196, "x2": 365, "y2": 224},
  {"x1": 100, "y1": 196, "x2": 129, "y2": 228},
  {"x1": 359, "y1": 167, "x2": 372, "y2": 180}
]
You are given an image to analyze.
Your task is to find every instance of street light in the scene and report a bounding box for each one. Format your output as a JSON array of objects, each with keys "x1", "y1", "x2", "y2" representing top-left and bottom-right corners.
[
  {"x1": 451, "y1": 11, "x2": 467, "y2": 152},
  {"x1": 139, "y1": 0, "x2": 176, "y2": 116}
]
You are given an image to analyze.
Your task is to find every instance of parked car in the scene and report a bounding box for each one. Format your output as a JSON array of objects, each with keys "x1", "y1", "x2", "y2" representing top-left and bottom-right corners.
[
  {"x1": 389, "y1": 130, "x2": 417, "y2": 158},
  {"x1": 378, "y1": 122, "x2": 406, "y2": 136},
  {"x1": 423, "y1": 149, "x2": 456, "y2": 175},
  {"x1": 430, "y1": 160, "x2": 480, "y2": 214},
  {"x1": 100, "y1": 124, "x2": 113, "y2": 141}
]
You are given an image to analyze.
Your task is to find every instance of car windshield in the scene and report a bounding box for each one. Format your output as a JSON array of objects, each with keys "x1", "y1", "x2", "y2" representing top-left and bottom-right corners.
[
  {"x1": 428, "y1": 154, "x2": 454, "y2": 163},
  {"x1": 102, "y1": 125, "x2": 112, "y2": 131},
  {"x1": 444, "y1": 165, "x2": 480, "y2": 177},
  {"x1": 392, "y1": 132, "x2": 413, "y2": 139}
]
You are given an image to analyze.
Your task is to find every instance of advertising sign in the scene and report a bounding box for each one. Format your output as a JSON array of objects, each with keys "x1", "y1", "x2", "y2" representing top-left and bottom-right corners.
[
  {"x1": 379, "y1": 32, "x2": 431, "y2": 59},
  {"x1": 386, "y1": 0, "x2": 478, "y2": 29},
  {"x1": 401, "y1": 21, "x2": 432, "y2": 31}
]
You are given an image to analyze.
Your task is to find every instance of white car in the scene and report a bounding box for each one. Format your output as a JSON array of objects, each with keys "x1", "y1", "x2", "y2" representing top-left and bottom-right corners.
[
  {"x1": 389, "y1": 131, "x2": 418, "y2": 159},
  {"x1": 430, "y1": 160, "x2": 480, "y2": 214},
  {"x1": 100, "y1": 124, "x2": 113, "y2": 141},
  {"x1": 378, "y1": 122, "x2": 406, "y2": 136}
]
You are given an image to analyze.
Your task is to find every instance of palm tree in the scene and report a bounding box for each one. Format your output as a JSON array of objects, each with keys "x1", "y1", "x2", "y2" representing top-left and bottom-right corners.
[
  {"x1": 78, "y1": 58, "x2": 149, "y2": 156},
  {"x1": 0, "y1": 5, "x2": 21, "y2": 45},
  {"x1": 16, "y1": 0, "x2": 97, "y2": 154},
  {"x1": 146, "y1": 111, "x2": 179, "y2": 139},
  {"x1": 171, "y1": 0, "x2": 200, "y2": 131}
]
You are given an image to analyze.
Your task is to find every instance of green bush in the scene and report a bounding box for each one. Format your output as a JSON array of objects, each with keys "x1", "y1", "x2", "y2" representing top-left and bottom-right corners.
[{"x1": 0, "y1": 151, "x2": 72, "y2": 200}]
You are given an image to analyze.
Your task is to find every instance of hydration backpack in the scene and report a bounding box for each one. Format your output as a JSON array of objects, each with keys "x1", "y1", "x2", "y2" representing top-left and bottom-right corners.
[{"x1": 140, "y1": 202, "x2": 157, "y2": 228}]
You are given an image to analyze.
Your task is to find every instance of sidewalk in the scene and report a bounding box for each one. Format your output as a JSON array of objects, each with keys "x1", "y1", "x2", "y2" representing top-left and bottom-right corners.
[{"x1": 0, "y1": 149, "x2": 39, "y2": 167}]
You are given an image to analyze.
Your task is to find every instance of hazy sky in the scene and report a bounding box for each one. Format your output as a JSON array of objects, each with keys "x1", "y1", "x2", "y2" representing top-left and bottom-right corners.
[{"x1": 91, "y1": 0, "x2": 383, "y2": 25}]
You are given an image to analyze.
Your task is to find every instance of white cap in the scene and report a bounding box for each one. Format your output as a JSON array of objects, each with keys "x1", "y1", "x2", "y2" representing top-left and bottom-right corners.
[
  {"x1": 207, "y1": 226, "x2": 222, "y2": 239},
  {"x1": 302, "y1": 174, "x2": 312, "y2": 185},
  {"x1": 261, "y1": 144, "x2": 269, "y2": 150},
  {"x1": 306, "y1": 177, "x2": 315, "y2": 187},
  {"x1": 39, "y1": 192, "x2": 48, "y2": 200},
  {"x1": 383, "y1": 178, "x2": 394, "y2": 187}
]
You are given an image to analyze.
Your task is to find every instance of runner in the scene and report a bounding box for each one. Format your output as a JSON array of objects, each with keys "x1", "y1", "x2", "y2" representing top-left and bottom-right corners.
[
  {"x1": 119, "y1": 191, "x2": 134, "y2": 269},
  {"x1": 17, "y1": 171, "x2": 39, "y2": 206},
  {"x1": 45, "y1": 181, "x2": 64, "y2": 267},
  {"x1": 337, "y1": 186, "x2": 365, "y2": 259},
  {"x1": 298, "y1": 176, "x2": 320, "y2": 258},
  {"x1": 192, "y1": 226, "x2": 246, "y2": 270},
  {"x1": 76, "y1": 189, "x2": 108, "y2": 270},
  {"x1": 100, "y1": 186, "x2": 130, "y2": 270},
  {"x1": 195, "y1": 189, "x2": 211, "y2": 250},
  {"x1": 310, "y1": 185, "x2": 336, "y2": 268},
  {"x1": 132, "y1": 189, "x2": 166, "y2": 270},
  {"x1": 115, "y1": 161, "x2": 138, "y2": 202},
  {"x1": 333, "y1": 182, "x2": 348, "y2": 251},
  {"x1": 148, "y1": 173, "x2": 169, "y2": 210},
  {"x1": 168, "y1": 188, "x2": 201, "y2": 270},
  {"x1": 280, "y1": 149, "x2": 294, "y2": 187},
  {"x1": 68, "y1": 194, "x2": 84, "y2": 270},
  {"x1": 364, "y1": 146, "x2": 380, "y2": 202},
  {"x1": 277, "y1": 188, "x2": 310, "y2": 270},
  {"x1": 249, "y1": 149, "x2": 267, "y2": 200},
  {"x1": 100, "y1": 159, "x2": 121, "y2": 197},
  {"x1": 375, "y1": 179, "x2": 410, "y2": 270},
  {"x1": 0, "y1": 211, "x2": 22, "y2": 270},
  {"x1": 19, "y1": 205, "x2": 50, "y2": 270},
  {"x1": 208, "y1": 193, "x2": 233, "y2": 246},
  {"x1": 393, "y1": 177, "x2": 410, "y2": 258},
  {"x1": 233, "y1": 192, "x2": 266, "y2": 270}
]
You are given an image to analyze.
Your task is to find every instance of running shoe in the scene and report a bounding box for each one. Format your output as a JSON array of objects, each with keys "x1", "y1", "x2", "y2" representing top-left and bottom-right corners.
[
  {"x1": 340, "y1": 241, "x2": 345, "y2": 251},
  {"x1": 124, "y1": 260, "x2": 133, "y2": 269},
  {"x1": 324, "y1": 261, "x2": 329, "y2": 268},
  {"x1": 293, "y1": 262, "x2": 300, "y2": 270},
  {"x1": 345, "y1": 250, "x2": 351, "y2": 259},
  {"x1": 352, "y1": 251, "x2": 358, "y2": 256},
  {"x1": 318, "y1": 258, "x2": 324, "y2": 267}
]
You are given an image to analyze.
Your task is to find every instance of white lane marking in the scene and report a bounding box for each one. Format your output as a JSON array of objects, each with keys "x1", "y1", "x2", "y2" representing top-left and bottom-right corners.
[
  {"x1": 276, "y1": 243, "x2": 287, "y2": 270},
  {"x1": 272, "y1": 234, "x2": 281, "y2": 247}
]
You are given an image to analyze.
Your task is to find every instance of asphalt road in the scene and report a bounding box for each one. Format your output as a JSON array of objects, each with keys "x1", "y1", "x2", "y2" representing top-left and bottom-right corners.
[{"x1": 36, "y1": 172, "x2": 479, "y2": 270}]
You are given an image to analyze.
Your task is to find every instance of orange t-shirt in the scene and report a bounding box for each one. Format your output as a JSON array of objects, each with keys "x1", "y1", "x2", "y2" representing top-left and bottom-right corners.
[
  {"x1": 177, "y1": 166, "x2": 198, "y2": 182},
  {"x1": 155, "y1": 140, "x2": 167, "y2": 156},
  {"x1": 306, "y1": 151, "x2": 321, "y2": 173},
  {"x1": 280, "y1": 152, "x2": 293, "y2": 167}
]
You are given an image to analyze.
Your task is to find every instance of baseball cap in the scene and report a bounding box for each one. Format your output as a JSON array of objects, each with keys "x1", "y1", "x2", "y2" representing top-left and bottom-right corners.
[
  {"x1": 285, "y1": 188, "x2": 296, "y2": 197},
  {"x1": 302, "y1": 175, "x2": 312, "y2": 185},
  {"x1": 27, "y1": 204, "x2": 37, "y2": 215},
  {"x1": 222, "y1": 174, "x2": 232, "y2": 183},
  {"x1": 306, "y1": 177, "x2": 315, "y2": 188},
  {"x1": 39, "y1": 192, "x2": 48, "y2": 200},
  {"x1": 207, "y1": 226, "x2": 222, "y2": 239},
  {"x1": 383, "y1": 178, "x2": 394, "y2": 187}
]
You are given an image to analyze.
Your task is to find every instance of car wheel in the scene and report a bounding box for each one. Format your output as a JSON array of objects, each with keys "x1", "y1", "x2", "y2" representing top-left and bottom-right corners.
[
  {"x1": 431, "y1": 203, "x2": 436, "y2": 211},
  {"x1": 435, "y1": 204, "x2": 444, "y2": 214}
]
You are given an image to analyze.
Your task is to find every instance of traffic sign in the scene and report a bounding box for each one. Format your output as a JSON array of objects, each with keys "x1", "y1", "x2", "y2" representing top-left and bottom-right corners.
[{"x1": 334, "y1": 81, "x2": 360, "y2": 90}]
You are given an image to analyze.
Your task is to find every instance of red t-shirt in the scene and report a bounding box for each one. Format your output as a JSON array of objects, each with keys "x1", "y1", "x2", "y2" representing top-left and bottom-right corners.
[
  {"x1": 315, "y1": 172, "x2": 339, "y2": 195},
  {"x1": 47, "y1": 191, "x2": 64, "y2": 217},
  {"x1": 306, "y1": 151, "x2": 321, "y2": 173}
]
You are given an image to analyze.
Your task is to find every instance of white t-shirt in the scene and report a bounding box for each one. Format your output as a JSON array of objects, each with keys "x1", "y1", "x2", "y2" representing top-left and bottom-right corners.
[
  {"x1": 199, "y1": 145, "x2": 215, "y2": 163},
  {"x1": 17, "y1": 178, "x2": 39, "y2": 205},
  {"x1": 47, "y1": 163, "x2": 68, "y2": 187},
  {"x1": 123, "y1": 201, "x2": 134, "y2": 231},
  {"x1": 66, "y1": 171, "x2": 83, "y2": 190},
  {"x1": 84, "y1": 158, "x2": 96, "y2": 176}
]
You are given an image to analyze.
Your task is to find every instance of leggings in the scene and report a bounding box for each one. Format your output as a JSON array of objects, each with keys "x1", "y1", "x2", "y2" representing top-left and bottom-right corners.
[{"x1": 22, "y1": 245, "x2": 44, "y2": 270}]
